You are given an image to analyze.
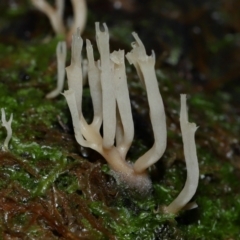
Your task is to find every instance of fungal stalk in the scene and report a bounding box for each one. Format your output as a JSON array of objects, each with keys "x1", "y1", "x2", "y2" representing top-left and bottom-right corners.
[
  {"x1": 1, "y1": 108, "x2": 13, "y2": 151},
  {"x1": 46, "y1": 41, "x2": 67, "y2": 99},
  {"x1": 63, "y1": 23, "x2": 199, "y2": 213},
  {"x1": 166, "y1": 94, "x2": 199, "y2": 214}
]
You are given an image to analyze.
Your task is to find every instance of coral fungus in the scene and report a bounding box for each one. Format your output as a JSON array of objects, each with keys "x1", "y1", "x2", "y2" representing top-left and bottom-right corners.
[{"x1": 63, "y1": 23, "x2": 199, "y2": 214}]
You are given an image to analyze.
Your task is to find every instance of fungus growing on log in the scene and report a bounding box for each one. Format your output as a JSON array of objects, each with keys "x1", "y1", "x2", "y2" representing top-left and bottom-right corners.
[{"x1": 63, "y1": 23, "x2": 199, "y2": 214}]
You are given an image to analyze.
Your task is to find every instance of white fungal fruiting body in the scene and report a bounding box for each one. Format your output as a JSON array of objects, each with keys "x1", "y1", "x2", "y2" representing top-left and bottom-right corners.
[
  {"x1": 31, "y1": 0, "x2": 65, "y2": 35},
  {"x1": 68, "y1": 0, "x2": 87, "y2": 43},
  {"x1": 31, "y1": 0, "x2": 87, "y2": 41},
  {"x1": 166, "y1": 94, "x2": 199, "y2": 214},
  {"x1": 46, "y1": 41, "x2": 67, "y2": 99},
  {"x1": 1, "y1": 108, "x2": 13, "y2": 151},
  {"x1": 64, "y1": 23, "x2": 199, "y2": 212},
  {"x1": 126, "y1": 46, "x2": 167, "y2": 173}
]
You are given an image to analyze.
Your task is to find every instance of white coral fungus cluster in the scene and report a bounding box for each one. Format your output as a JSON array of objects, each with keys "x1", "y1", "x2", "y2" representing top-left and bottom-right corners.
[{"x1": 63, "y1": 23, "x2": 199, "y2": 214}]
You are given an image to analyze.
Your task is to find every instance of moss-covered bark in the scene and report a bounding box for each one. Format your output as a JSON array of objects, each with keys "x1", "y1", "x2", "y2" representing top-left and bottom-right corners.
[{"x1": 0, "y1": 0, "x2": 240, "y2": 239}]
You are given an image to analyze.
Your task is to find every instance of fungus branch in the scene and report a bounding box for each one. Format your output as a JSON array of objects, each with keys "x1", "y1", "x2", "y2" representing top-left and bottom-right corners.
[
  {"x1": 46, "y1": 41, "x2": 67, "y2": 99},
  {"x1": 31, "y1": 0, "x2": 65, "y2": 35},
  {"x1": 31, "y1": 0, "x2": 87, "y2": 41},
  {"x1": 111, "y1": 50, "x2": 134, "y2": 159},
  {"x1": 166, "y1": 94, "x2": 199, "y2": 214},
  {"x1": 68, "y1": 0, "x2": 87, "y2": 42},
  {"x1": 1, "y1": 108, "x2": 13, "y2": 151},
  {"x1": 86, "y1": 40, "x2": 102, "y2": 131},
  {"x1": 95, "y1": 23, "x2": 116, "y2": 149},
  {"x1": 126, "y1": 36, "x2": 167, "y2": 173}
]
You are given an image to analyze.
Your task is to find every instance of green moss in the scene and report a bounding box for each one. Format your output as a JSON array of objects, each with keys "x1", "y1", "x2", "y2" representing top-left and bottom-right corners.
[
  {"x1": 33, "y1": 158, "x2": 67, "y2": 196},
  {"x1": 55, "y1": 172, "x2": 79, "y2": 194},
  {"x1": 89, "y1": 199, "x2": 176, "y2": 240}
]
